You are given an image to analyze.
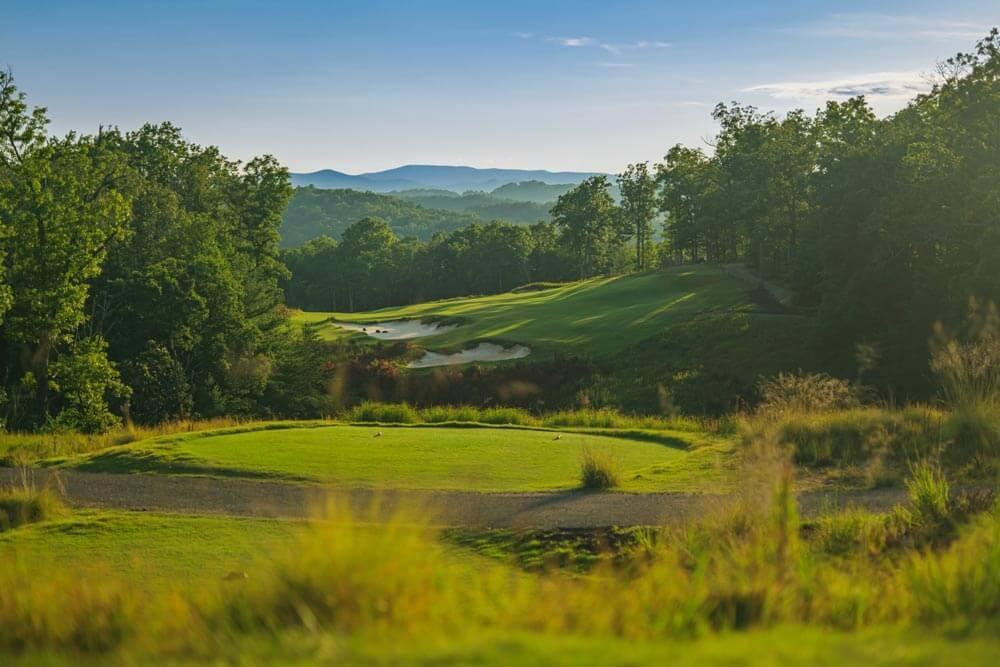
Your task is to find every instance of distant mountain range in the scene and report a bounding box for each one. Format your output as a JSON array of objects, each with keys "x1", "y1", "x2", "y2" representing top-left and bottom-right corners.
[{"x1": 290, "y1": 164, "x2": 606, "y2": 193}]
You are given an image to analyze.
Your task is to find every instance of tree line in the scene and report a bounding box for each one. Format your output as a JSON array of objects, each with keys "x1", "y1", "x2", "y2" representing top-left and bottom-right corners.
[
  {"x1": 655, "y1": 30, "x2": 1000, "y2": 395},
  {"x1": 0, "y1": 70, "x2": 309, "y2": 430},
  {"x1": 282, "y1": 169, "x2": 658, "y2": 312},
  {"x1": 284, "y1": 30, "x2": 1000, "y2": 400}
]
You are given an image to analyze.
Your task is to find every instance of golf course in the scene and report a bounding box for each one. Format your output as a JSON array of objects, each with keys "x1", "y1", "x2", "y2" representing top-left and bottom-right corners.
[
  {"x1": 3, "y1": 14, "x2": 1000, "y2": 664},
  {"x1": 296, "y1": 265, "x2": 761, "y2": 358}
]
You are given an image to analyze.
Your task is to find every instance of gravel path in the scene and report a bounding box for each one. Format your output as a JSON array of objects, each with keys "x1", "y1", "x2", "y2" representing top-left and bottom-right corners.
[{"x1": 1, "y1": 468, "x2": 912, "y2": 528}]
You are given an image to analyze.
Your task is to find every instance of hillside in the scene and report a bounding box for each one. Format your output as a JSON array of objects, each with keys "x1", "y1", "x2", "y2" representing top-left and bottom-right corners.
[
  {"x1": 291, "y1": 165, "x2": 605, "y2": 193},
  {"x1": 391, "y1": 188, "x2": 552, "y2": 224},
  {"x1": 298, "y1": 266, "x2": 816, "y2": 412},
  {"x1": 281, "y1": 186, "x2": 480, "y2": 246}
]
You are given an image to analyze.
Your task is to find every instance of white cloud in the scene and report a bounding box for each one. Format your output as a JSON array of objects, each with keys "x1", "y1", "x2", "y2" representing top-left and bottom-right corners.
[
  {"x1": 552, "y1": 36, "x2": 592, "y2": 47},
  {"x1": 746, "y1": 71, "x2": 933, "y2": 102},
  {"x1": 514, "y1": 31, "x2": 533, "y2": 39},
  {"x1": 794, "y1": 14, "x2": 986, "y2": 41},
  {"x1": 539, "y1": 35, "x2": 670, "y2": 56}
]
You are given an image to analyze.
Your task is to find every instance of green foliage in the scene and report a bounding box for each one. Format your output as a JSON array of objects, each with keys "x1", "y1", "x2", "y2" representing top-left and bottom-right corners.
[
  {"x1": 551, "y1": 175, "x2": 627, "y2": 278},
  {"x1": 121, "y1": 342, "x2": 193, "y2": 425},
  {"x1": 393, "y1": 187, "x2": 553, "y2": 223},
  {"x1": 618, "y1": 162, "x2": 658, "y2": 271},
  {"x1": 48, "y1": 337, "x2": 129, "y2": 433},
  {"x1": 0, "y1": 72, "x2": 293, "y2": 431},
  {"x1": 652, "y1": 31, "x2": 1000, "y2": 401},
  {"x1": 282, "y1": 218, "x2": 570, "y2": 311},
  {"x1": 281, "y1": 186, "x2": 478, "y2": 246}
]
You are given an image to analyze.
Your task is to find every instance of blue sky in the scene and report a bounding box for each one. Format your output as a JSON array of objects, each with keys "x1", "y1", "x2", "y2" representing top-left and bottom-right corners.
[{"x1": 3, "y1": 1, "x2": 998, "y2": 173}]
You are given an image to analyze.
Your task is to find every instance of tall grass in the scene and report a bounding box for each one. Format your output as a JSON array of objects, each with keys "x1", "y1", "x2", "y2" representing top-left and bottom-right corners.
[
  {"x1": 931, "y1": 304, "x2": 1000, "y2": 462},
  {"x1": 0, "y1": 486, "x2": 66, "y2": 532},
  {"x1": 0, "y1": 417, "x2": 253, "y2": 467},
  {"x1": 751, "y1": 406, "x2": 943, "y2": 468},
  {"x1": 2, "y1": 473, "x2": 999, "y2": 659},
  {"x1": 906, "y1": 461, "x2": 951, "y2": 527},
  {"x1": 579, "y1": 448, "x2": 620, "y2": 490},
  {"x1": 343, "y1": 401, "x2": 714, "y2": 432}
]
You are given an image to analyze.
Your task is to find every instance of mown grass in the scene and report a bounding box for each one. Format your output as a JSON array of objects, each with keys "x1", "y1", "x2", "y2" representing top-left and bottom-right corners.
[
  {"x1": 0, "y1": 510, "x2": 302, "y2": 591},
  {"x1": 0, "y1": 459, "x2": 997, "y2": 664},
  {"x1": 300, "y1": 265, "x2": 756, "y2": 358},
  {"x1": 54, "y1": 423, "x2": 726, "y2": 493}
]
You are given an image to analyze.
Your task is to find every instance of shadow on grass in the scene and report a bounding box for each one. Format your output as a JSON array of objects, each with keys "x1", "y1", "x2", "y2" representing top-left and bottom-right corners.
[{"x1": 68, "y1": 448, "x2": 311, "y2": 483}]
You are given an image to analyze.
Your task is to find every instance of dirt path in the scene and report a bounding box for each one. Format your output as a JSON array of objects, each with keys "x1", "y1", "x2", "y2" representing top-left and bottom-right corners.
[{"x1": 1, "y1": 468, "x2": 911, "y2": 528}]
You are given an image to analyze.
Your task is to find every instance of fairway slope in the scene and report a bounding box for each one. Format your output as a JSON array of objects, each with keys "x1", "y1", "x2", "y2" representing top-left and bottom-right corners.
[{"x1": 298, "y1": 265, "x2": 758, "y2": 359}]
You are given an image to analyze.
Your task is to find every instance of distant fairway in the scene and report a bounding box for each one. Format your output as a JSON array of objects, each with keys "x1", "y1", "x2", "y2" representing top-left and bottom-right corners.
[
  {"x1": 60, "y1": 423, "x2": 734, "y2": 493},
  {"x1": 295, "y1": 265, "x2": 755, "y2": 358}
]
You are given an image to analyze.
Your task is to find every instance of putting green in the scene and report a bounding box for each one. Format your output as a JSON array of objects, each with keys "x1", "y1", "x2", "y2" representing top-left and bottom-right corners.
[{"x1": 63, "y1": 424, "x2": 731, "y2": 492}]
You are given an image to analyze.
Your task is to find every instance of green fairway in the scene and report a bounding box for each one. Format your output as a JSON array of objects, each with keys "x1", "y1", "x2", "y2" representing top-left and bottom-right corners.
[
  {"x1": 296, "y1": 265, "x2": 755, "y2": 358},
  {"x1": 0, "y1": 510, "x2": 302, "y2": 589},
  {"x1": 60, "y1": 424, "x2": 733, "y2": 492}
]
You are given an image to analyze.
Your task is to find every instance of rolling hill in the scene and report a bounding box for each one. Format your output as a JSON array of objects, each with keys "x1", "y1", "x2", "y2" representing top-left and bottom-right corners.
[
  {"x1": 291, "y1": 165, "x2": 605, "y2": 193},
  {"x1": 281, "y1": 186, "x2": 481, "y2": 246},
  {"x1": 295, "y1": 265, "x2": 817, "y2": 413}
]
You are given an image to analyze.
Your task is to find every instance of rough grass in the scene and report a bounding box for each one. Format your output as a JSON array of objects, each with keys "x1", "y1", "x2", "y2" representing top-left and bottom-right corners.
[
  {"x1": 0, "y1": 417, "x2": 254, "y2": 467},
  {"x1": 1, "y1": 467, "x2": 999, "y2": 662},
  {"x1": 743, "y1": 407, "x2": 944, "y2": 469},
  {"x1": 579, "y1": 448, "x2": 620, "y2": 490},
  {"x1": 346, "y1": 401, "x2": 716, "y2": 432},
  {"x1": 0, "y1": 487, "x2": 66, "y2": 532}
]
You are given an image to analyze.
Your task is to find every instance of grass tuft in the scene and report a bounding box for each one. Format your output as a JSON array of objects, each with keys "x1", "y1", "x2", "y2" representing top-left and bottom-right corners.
[
  {"x1": 579, "y1": 448, "x2": 620, "y2": 491},
  {"x1": 0, "y1": 486, "x2": 66, "y2": 533},
  {"x1": 906, "y1": 461, "x2": 951, "y2": 528}
]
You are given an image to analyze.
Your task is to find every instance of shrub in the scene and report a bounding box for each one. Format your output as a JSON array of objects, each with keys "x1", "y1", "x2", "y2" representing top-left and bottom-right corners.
[
  {"x1": 757, "y1": 371, "x2": 858, "y2": 414},
  {"x1": 0, "y1": 487, "x2": 66, "y2": 532},
  {"x1": 762, "y1": 407, "x2": 941, "y2": 467},
  {"x1": 579, "y1": 448, "x2": 620, "y2": 491},
  {"x1": 346, "y1": 402, "x2": 420, "y2": 424}
]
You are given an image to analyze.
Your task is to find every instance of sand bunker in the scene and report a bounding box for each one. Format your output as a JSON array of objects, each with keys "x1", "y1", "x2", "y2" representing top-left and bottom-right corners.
[
  {"x1": 335, "y1": 319, "x2": 456, "y2": 340},
  {"x1": 407, "y1": 343, "x2": 531, "y2": 368}
]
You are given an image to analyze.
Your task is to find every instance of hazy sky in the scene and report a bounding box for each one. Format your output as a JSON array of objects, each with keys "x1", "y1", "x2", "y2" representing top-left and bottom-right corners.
[{"x1": 3, "y1": 1, "x2": 998, "y2": 173}]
